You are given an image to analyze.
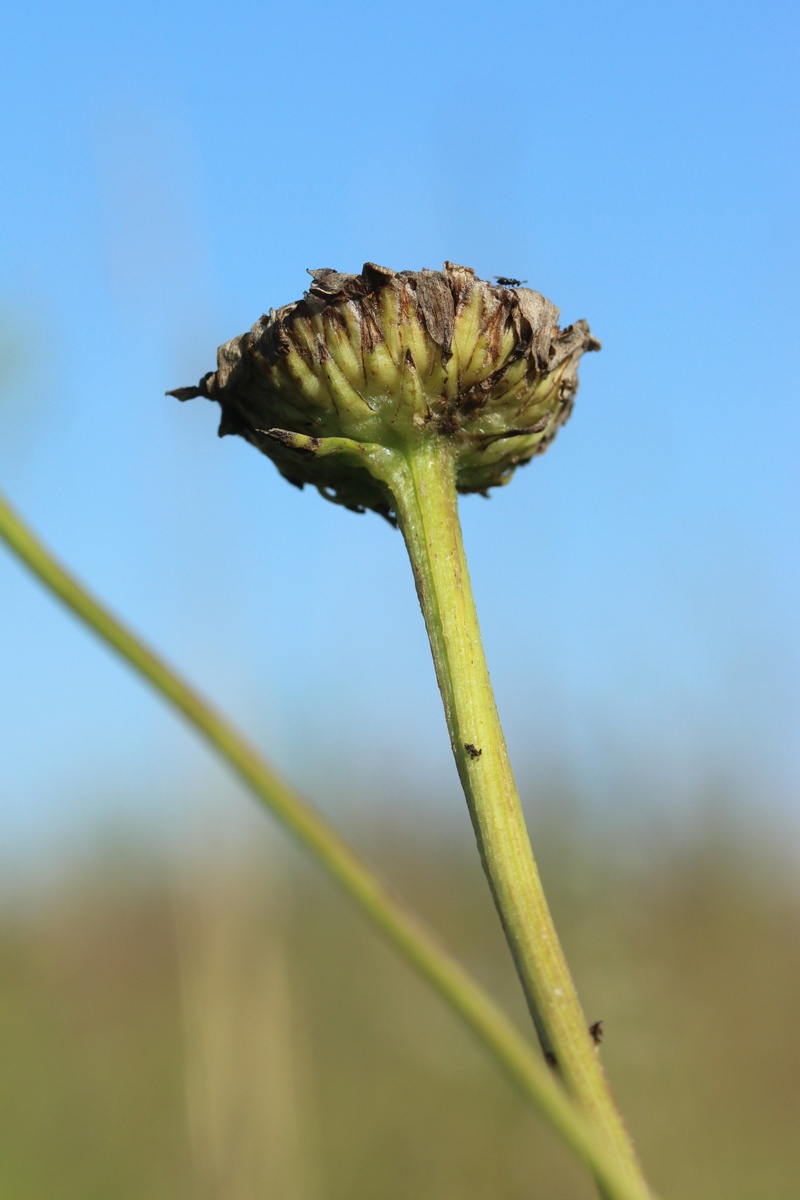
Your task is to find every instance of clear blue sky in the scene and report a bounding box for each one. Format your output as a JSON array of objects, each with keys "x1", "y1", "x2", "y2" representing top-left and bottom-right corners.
[{"x1": 1, "y1": 0, "x2": 798, "y2": 865}]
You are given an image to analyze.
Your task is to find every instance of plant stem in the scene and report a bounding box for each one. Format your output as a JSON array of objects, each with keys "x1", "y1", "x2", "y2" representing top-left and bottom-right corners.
[
  {"x1": 389, "y1": 438, "x2": 645, "y2": 1189},
  {"x1": 0, "y1": 488, "x2": 656, "y2": 1200}
]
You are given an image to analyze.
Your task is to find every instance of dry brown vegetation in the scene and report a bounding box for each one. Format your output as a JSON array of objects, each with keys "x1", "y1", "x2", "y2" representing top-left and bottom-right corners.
[{"x1": 2, "y1": 805, "x2": 798, "y2": 1199}]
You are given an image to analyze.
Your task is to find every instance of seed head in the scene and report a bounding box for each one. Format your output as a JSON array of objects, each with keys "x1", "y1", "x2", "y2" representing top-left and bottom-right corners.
[{"x1": 169, "y1": 262, "x2": 599, "y2": 518}]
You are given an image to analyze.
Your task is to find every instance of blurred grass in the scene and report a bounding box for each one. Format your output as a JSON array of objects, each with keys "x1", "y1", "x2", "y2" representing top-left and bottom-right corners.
[{"x1": 1, "y1": 803, "x2": 798, "y2": 1200}]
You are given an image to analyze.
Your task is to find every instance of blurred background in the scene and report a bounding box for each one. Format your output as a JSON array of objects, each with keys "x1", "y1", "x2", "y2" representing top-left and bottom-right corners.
[{"x1": 1, "y1": 1, "x2": 798, "y2": 1196}]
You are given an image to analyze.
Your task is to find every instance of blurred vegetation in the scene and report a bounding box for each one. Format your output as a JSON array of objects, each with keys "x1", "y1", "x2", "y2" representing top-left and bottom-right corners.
[{"x1": 1, "y1": 802, "x2": 798, "y2": 1200}]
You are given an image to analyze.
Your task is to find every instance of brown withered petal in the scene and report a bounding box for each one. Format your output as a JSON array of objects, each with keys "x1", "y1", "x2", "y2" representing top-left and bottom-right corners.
[{"x1": 168, "y1": 262, "x2": 599, "y2": 518}]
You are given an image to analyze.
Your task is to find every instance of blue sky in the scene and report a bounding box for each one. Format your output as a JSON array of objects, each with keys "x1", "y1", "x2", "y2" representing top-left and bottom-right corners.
[{"x1": 1, "y1": 0, "x2": 798, "y2": 864}]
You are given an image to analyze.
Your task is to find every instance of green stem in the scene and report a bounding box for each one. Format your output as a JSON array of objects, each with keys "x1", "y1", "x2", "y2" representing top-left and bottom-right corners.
[
  {"x1": 0, "y1": 488, "x2": 656, "y2": 1200},
  {"x1": 388, "y1": 439, "x2": 645, "y2": 1190}
]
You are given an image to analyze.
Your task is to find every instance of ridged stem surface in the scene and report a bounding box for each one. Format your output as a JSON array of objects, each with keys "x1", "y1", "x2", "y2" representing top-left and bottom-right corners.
[{"x1": 390, "y1": 440, "x2": 646, "y2": 1193}]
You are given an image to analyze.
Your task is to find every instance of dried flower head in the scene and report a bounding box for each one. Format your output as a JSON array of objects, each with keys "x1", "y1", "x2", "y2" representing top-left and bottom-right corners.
[{"x1": 169, "y1": 262, "x2": 599, "y2": 518}]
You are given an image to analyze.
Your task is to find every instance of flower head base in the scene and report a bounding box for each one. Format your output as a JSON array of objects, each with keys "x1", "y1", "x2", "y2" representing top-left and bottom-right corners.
[{"x1": 169, "y1": 262, "x2": 599, "y2": 518}]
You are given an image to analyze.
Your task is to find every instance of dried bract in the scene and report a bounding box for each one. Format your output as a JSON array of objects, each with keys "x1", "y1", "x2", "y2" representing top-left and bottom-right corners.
[{"x1": 169, "y1": 262, "x2": 599, "y2": 517}]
